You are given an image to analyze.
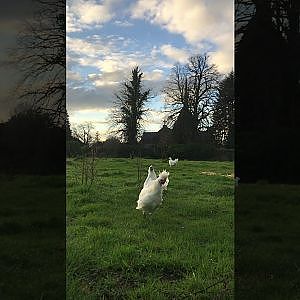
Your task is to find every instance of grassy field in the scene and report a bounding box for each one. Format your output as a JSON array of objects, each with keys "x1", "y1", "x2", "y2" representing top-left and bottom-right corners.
[
  {"x1": 236, "y1": 183, "x2": 300, "y2": 299},
  {"x1": 67, "y1": 158, "x2": 234, "y2": 299},
  {"x1": 0, "y1": 175, "x2": 65, "y2": 299}
]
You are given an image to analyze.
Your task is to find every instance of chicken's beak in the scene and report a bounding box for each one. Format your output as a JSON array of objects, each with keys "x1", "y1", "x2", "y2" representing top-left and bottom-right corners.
[{"x1": 159, "y1": 178, "x2": 166, "y2": 185}]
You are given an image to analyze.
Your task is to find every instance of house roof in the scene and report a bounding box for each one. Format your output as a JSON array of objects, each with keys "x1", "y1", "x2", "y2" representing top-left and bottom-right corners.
[
  {"x1": 158, "y1": 124, "x2": 172, "y2": 134},
  {"x1": 140, "y1": 132, "x2": 157, "y2": 144},
  {"x1": 140, "y1": 125, "x2": 173, "y2": 144}
]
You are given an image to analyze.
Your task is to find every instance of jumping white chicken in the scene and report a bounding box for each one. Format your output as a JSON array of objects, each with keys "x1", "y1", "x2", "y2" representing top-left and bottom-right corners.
[
  {"x1": 168, "y1": 157, "x2": 178, "y2": 167},
  {"x1": 136, "y1": 168, "x2": 170, "y2": 217}
]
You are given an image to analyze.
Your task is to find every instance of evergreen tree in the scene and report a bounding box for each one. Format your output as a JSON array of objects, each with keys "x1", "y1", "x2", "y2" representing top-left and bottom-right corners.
[
  {"x1": 211, "y1": 72, "x2": 234, "y2": 148},
  {"x1": 111, "y1": 66, "x2": 151, "y2": 144}
]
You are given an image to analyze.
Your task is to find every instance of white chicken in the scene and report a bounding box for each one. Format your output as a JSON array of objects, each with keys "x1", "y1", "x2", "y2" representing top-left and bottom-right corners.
[
  {"x1": 143, "y1": 165, "x2": 157, "y2": 188},
  {"x1": 168, "y1": 157, "x2": 178, "y2": 167},
  {"x1": 136, "y1": 168, "x2": 170, "y2": 217}
]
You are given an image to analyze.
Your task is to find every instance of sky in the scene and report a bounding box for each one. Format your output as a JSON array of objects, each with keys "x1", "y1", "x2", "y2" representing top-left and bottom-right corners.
[{"x1": 67, "y1": 0, "x2": 234, "y2": 141}]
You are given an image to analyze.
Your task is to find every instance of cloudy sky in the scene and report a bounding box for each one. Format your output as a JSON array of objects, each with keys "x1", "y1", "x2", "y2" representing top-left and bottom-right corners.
[{"x1": 67, "y1": 0, "x2": 233, "y2": 140}]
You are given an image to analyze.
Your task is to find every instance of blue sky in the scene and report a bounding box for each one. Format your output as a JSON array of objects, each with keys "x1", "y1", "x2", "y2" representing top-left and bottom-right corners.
[{"x1": 67, "y1": 0, "x2": 233, "y2": 140}]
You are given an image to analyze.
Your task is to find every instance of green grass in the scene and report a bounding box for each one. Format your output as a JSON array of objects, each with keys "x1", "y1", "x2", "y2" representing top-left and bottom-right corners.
[
  {"x1": 67, "y1": 158, "x2": 234, "y2": 299},
  {"x1": 236, "y1": 183, "x2": 300, "y2": 299},
  {"x1": 0, "y1": 175, "x2": 65, "y2": 299}
]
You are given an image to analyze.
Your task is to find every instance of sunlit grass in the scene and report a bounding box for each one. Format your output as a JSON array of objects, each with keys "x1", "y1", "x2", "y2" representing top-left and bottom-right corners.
[{"x1": 67, "y1": 158, "x2": 234, "y2": 299}]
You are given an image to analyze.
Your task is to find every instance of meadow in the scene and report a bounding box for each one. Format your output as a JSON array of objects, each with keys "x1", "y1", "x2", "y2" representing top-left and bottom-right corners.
[
  {"x1": 236, "y1": 183, "x2": 300, "y2": 299},
  {"x1": 0, "y1": 175, "x2": 65, "y2": 299},
  {"x1": 67, "y1": 158, "x2": 234, "y2": 299}
]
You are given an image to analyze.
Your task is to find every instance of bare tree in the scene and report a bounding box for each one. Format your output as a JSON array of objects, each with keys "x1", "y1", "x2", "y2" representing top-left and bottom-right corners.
[
  {"x1": 164, "y1": 63, "x2": 190, "y2": 117},
  {"x1": 188, "y1": 55, "x2": 221, "y2": 129},
  {"x1": 110, "y1": 66, "x2": 151, "y2": 144},
  {"x1": 72, "y1": 122, "x2": 97, "y2": 186},
  {"x1": 164, "y1": 54, "x2": 220, "y2": 135},
  {"x1": 9, "y1": 0, "x2": 65, "y2": 125},
  {"x1": 72, "y1": 122, "x2": 95, "y2": 146},
  {"x1": 94, "y1": 131, "x2": 100, "y2": 144}
]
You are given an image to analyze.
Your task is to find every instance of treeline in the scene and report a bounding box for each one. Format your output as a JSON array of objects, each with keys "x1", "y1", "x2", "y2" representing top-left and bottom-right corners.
[
  {"x1": 108, "y1": 58, "x2": 234, "y2": 148},
  {"x1": 67, "y1": 60, "x2": 234, "y2": 161},
  {"x1": 67, "y1": 137, "x2": 234, "y2": 161}
]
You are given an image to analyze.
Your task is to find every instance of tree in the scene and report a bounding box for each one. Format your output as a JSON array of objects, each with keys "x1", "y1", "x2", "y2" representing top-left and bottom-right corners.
[
  {"x1": 235, "y1": 0, "x2": 300, "y2": 183},
  {"x1": 66, "y1": 112, "x2": 72, "y2": 141},
  {"x1": 236, "y1": 0, "x2": 300, "y2": 45},
  {"x1": 10, "y1": 0, "x2": 65, "y2": 125},
  {"x1": 94, "y1": 131, "x2": 100, "y2": 143},
  {"x1": 164, "y1": 54, "x2": 220, "y2": 140},
  {"x1": 111, "y1": 66, "x2": 151, "y2": 144},
  {"x1": 211, "y1": 72, "x2": 234, "y2": 148},
  {"x1": 0, "y1": 107, "x2": 65, "y2": 174},
  {"x1": 72, "y1": 122, "x2": 94, "y2": 146}
]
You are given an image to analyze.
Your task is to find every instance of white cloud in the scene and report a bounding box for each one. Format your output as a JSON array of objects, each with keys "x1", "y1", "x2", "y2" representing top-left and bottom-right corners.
[
  {"x1": 114, "y1": 20, "x2": 134, "y2": 27},
  {"x1": 66, "y1": 5, "x2": 82, "y2": 32},
  {"x1": 69, "y1": 0, "x2": 114, "y2": 26},
  {"x1": 131, "y1": 0, "x2": 233, "y2": 73},
  {"x1": 141, "y1": 109, "x2": 168, "y2": 132},
  {"x1": 67, "y1": 36, "x2": 109, "y2": 58},
  {"x1": 131, "y1": 0, "x2": 232, "y2": 43},
  {"x1": 144, "y1": 69, "x2": 164, "y2": 81},
  {"x1": 160, "y1": 44, "x2": 190, "y2": 63},
  {"x1": 67, "y1": 0, "x2": 133, "y2": 31},
  {"x1": 67, "y1": 86, "x2": 116, "y2": 111},
  {"x1": 88, "y1": 70, "x2": 126, "y2": 87},
  {"x1": 67, "y1": 70, "x2": 82, "y2": 81},
  {"x1": 209, "y1": 31, "x2": 234, "y2": 73},
  {"x1": 69, "y1": 108, "x2": 111, "y2": 141},
  {"x1": 67, "y1": 35, "x2": 172, "y2": 85}
]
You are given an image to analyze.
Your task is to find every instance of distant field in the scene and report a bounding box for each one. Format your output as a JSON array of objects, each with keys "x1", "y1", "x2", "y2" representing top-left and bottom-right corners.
[{"x1": 67, "y1": 158, "x2": 234, "y2": 299}]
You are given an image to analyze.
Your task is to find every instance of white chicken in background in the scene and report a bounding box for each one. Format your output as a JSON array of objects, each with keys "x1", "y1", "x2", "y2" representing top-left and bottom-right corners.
[
  {"x1": 143, "y1": 165, "x2": 157, "y2": 188},
  {"x1": 169, "y1": 157, "x2": 178, "y2": 167},
  {"x1": 136, "y1": 169, "x2": 170, "y2": 217}
]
